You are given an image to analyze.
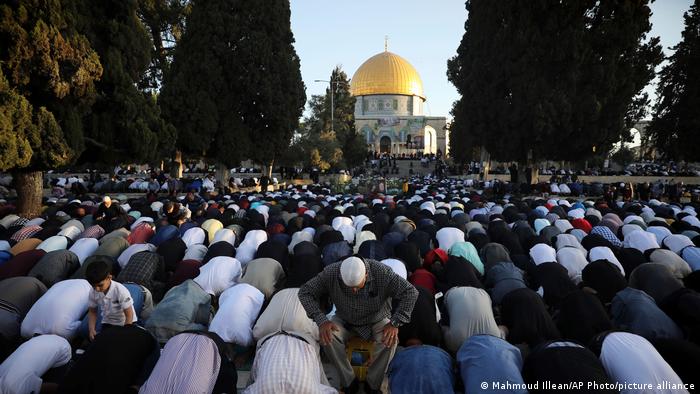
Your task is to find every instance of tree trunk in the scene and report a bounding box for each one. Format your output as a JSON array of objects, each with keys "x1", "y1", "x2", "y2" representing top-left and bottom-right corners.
[
  {"x1": 14, "y1": 171, "x2": 44, "y2": 219},
  {"x1": 170, "y1": 150, "x2": 183, "y2": 178},
  {"x1": 215, "y1": 163, "x2": 228, "y2": 190},
  {"x1": 266, "y1": 158, "x2": 275, "y2": 179}
]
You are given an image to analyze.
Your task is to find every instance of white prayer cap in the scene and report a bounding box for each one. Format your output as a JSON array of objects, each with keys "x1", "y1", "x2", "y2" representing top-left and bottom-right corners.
[
  {"x1": 340, "y1": 256, "x2": 366, "y2": 287},
  {"x1": 103, "y1": 196, "x2": 111, "y2": 203}
]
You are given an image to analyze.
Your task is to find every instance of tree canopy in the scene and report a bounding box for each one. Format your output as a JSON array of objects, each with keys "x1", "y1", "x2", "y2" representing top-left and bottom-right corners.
[
  {"x1": 648, "y1": 0, "x2": 700, "y2": 161},
  {"x1": 448, "y1": 0, "x2": 662, "y2": 164},
  {"x1": 0, "y1": 0, "x2": 102, "y2": 172},
  {"x1": 293, "y1": 66, "x2": 364, "y2": 171},
  {"x1": 161, "y1": 0, "x2": 305, "y2": 168},
  {"x1": 73, "y1": 0, "x2": 175, "y2": 165},
  {"x1": 137, "y1": 0, "x2": 190, "y2": 91}
]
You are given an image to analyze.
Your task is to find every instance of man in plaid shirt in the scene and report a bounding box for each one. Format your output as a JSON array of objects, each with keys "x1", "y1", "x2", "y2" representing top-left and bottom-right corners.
[{"x1": 299, "y1": 256, "x2": 417, "y2": 394}]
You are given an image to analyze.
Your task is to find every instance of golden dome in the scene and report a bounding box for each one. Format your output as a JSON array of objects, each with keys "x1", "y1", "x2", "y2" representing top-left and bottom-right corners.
[{"x1": 351, "y1": 51, "x2": 425, "y2": 99}]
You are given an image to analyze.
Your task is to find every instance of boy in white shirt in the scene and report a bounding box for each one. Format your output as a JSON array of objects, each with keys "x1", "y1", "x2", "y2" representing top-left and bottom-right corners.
[{"x1": 85, "y1": 260, "x2": 136, "y2": 340}]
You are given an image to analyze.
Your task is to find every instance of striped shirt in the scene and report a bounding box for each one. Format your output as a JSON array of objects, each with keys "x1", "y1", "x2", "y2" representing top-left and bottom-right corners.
[
  {"x1": 244, "y1": 333, "x2": 336, "y2": 394},
  {"x1": 298, "y1": 258, "x2": 418, "y2": 339},
  {"x1": 138, "y1": 333, "x2": 220, "y2": 394}
]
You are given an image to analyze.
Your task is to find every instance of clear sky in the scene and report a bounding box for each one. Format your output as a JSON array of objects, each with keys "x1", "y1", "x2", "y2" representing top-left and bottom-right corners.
[{"x1": 290, "y1": 0, "x2": 693, "y2": 120}]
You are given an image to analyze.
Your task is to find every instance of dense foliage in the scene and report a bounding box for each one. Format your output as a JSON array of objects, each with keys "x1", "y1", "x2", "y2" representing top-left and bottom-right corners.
[
  {"x1": 648, "y1": 0, "x2": 700, "y2": 161},
  {"x1": 161, "y1": 0, "x2": 305, "y2": 169},
  {"x1": 448, "y1": 0, "x2": 662, "y2": 164}
]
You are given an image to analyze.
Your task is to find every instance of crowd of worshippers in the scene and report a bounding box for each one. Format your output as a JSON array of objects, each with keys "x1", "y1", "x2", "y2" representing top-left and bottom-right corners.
[{"x1": 1, "y1": 179, "x2": 700, "y2": 393}]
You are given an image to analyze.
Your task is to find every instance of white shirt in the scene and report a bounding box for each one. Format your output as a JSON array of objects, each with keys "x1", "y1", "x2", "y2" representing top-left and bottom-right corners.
[
  {"x1": 193, "y1": 256, "x2": 242, "y2": 296},
  {"x1": 0, "y1": 335, "x2": 71, "y2": 394},
  {"x1": 209, "y1": 284, "x2": 264, "y2": 346},
  {"x1": 69, "y1": 238, "x2": 99, "y2": 265},
  {"x1": 89, "y1": 280, "x2": 137, "y2": 325},
  {"x1": 244, "y1": 334, "x2": 336, "y2": 394},
  {"x1": 21, "y1": 279, "x2": 92, "y2": 340},
  {"x1": 139, "y1": 333, "x2": 221, "y2": 394},
  {"x1": 600, "y1": 332, "x2": 688, "y2": 394},
  {"x1": 530, "y1": 243, "x2": 557, "y2": 265}
]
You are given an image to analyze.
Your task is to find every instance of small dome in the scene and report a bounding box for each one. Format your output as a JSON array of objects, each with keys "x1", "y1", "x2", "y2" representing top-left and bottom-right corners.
[{"x1": 351, "y1": 51, "x2": 425, "y2": 99}]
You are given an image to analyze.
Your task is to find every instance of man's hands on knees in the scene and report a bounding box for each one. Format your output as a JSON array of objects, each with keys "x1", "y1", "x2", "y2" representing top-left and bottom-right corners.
[
  {"x1": 319, "y1": 321, "x2": 340, "y2": 346},
  {"x1": 381, "y1": 323, "x2": 399, "y2": 347}
]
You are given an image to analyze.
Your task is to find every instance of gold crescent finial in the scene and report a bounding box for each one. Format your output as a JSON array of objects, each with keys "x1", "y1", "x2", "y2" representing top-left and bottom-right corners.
[{"x1": 385, "y1": 35, "x2": 388, "y2": 52}]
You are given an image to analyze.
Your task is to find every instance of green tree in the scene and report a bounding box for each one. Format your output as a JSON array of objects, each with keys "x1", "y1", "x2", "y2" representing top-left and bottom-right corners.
[
  {"x1": 0, "y1": 0, "x2": 102, "y2": 217},
  {"x1": 160, "y1": 0, "x2": 249, "y2": 166},
  {"x1": 298, "y1": 66, "x2": 363, "y2": 170},
  {"x1": 326, "y1": 67, "x2": 363, "y2": 168},
  {"x1": 448, "y1": 0, "x2": 662, "y2": 165},
  {"x1": 161, "y1": 0, "x2": 305, "y2": 174},
  {"x1": 73, "y1": 0, "x2": 175, "y2": 166},
  {"x1": 295, "y1": 96, "x2": 342, "y2": 171},
  {"x1": 137, "y1": 0, "x2": 190, "y2": 91},
  {"x1": 229, "y1": 0, "x2": 306, "y2": 174},
  {"x1": 611, "y1": 145, "x2": 636, "y2": 166},
  {"x1": 648, "y1": 0, "x2": 700, "y2": 161}
]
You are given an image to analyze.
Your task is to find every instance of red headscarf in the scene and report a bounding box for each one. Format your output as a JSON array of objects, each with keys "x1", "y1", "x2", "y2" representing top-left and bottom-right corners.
[
  {"x1": 423, "y1": 248, "x2": 448, "y2": 269},
  {"x1": 572, "y1": 218, "x2": 592, "y2": 233}
]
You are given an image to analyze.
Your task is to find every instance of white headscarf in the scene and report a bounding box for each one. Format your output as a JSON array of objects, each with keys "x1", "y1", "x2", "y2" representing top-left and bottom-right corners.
[
  {"x1": 443, "y1": 287, "x2": 502, "y2": 353},
  {"x1": 529, "y1": 243, "x2": 557, "y2": 265},
  {"x1": 624, "y1": 230, "x2": 660, "y2": 252},
  {"x1": 213, "y1": 228, "x2": 236, "y2": 247},
  {"x1": 236, "y1": 230, "x2": 268, "y2": 266},
  {"x1": 193, "y1": 256, "x2": 242, "y2": 296},
  {"x1": 420, "y1": 201, "x2": 436, "y2": 215},
  {"x1": 338, "y1": 224, "x2": 355, "y2": 244},
  {"x1": 244, "y1": 229, "x2": 268, "y2": 245},
  {"x1": 623, "y1": 215, "x2": 644, "y2": 225},
  {"x1": 354, "y1": 231, "x2": 377, "y2": 254},
  {"x1": 380, "y1": 258, "x2": 408, "y2": 279},
  {"x1": 554, "y1": 219, "x2": 574, "y2": 233},
  {"x1": 436, "y1": 227, "x2": 465, "y2": 251},
  {"x1": 646, "y1": 226, "x2": 672, "y2": 246},
  {"x1": 663, "y1": 234, "x2": 694, "y2": 255},
  {"x1": 566, "y1": 208, "x2": 585, "y2": 220},
  {"x1": 556, "y1": 248, "x2": 588, "y2": 284},
  {"x1": 682, "y1": 215, "x2": 700, "y2": 228},
  {"x1": 288, "y1": 231, "x2": 314, "y2": 254},
  {"x1": 589, "y1": 247, "x2": 625, "y2": 276},
  {"x1": 599, "y1": 332, "x2": 687, "y2": 393},
  {"x1": 331, "y1": 216, "x2": 353, "y2": 231},
  {"x1": 183, "y1": 244, "x2": 208, "y2": 262},
  {"x1": 182, "y1": 227, "x2": 206, "y2": 247},
  {"x1": 555, "y1": 234, "x2": 586, "y2": 254}
]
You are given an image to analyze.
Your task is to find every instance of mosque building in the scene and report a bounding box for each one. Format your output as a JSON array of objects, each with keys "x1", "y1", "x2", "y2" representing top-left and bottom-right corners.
[{"x1": 350, "y1": 46, "x2": 448, "y2": 156}]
